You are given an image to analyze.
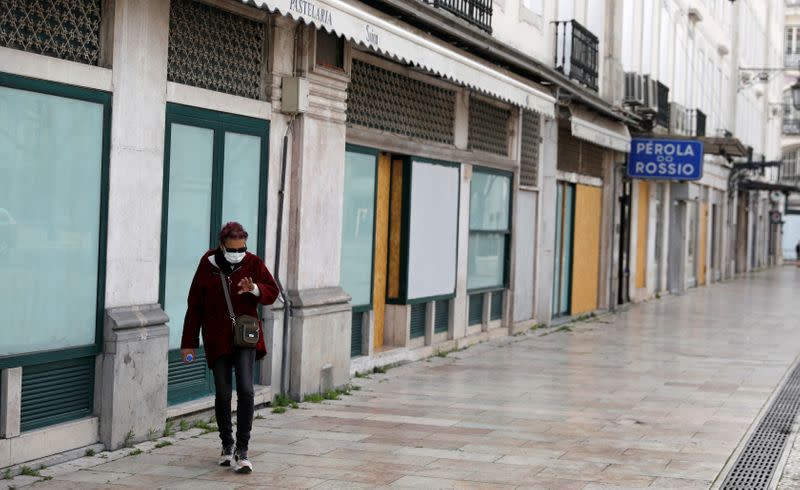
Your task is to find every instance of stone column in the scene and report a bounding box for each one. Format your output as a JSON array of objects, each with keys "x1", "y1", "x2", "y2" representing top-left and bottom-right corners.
[
  {"x1": 100, "y1": 305, "x2": 169, "y2": 449},
  {"x1": 284, "y1": 26, "x2": 352, "y2": 400},
  {"x1": 0, "y1": 368, "x2": 21, "y2": 439},
  {"x1": 535, "y1": 116, "x2": 558, "y2": 324},
  {"x1": 100, "y1": 0, "x2": 170, "y2": 446}
]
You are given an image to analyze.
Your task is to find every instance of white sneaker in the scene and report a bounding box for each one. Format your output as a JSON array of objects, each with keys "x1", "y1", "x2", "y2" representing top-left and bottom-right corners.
[
  {"x1": 218, "y1": 445, "x2": 234, "y2": 466},
  {"x1": 234, "y1": 450, "x2": 253, "y2": 474}
]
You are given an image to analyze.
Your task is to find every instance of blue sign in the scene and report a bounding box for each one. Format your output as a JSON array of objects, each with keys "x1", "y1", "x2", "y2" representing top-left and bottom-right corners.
[{"x1": 628, "y1": 138, "x2": 704, "y2": 181}]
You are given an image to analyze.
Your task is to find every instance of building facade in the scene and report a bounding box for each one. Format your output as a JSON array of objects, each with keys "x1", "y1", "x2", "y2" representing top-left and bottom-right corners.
[{"x1": 0, "y1": 0, "x2": 785, "y2": 470}]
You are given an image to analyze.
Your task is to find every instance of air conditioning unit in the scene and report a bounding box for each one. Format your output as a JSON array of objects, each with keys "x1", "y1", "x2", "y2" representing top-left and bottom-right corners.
[
  {"x1": 669, "y1": 102, "x2": 687, "y2": 135},
  {"x1": 638, "y1": 76, "x2": 659, "y2": 115},
  {"x1": 623, "y1": 72, "x2": 644, "y2": 106}
]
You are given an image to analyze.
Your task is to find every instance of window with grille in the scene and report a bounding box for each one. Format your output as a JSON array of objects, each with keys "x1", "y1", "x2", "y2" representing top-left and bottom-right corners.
[
  {"x1": 0, "y1": 0, "x2": 102, "y2": 66},
  {"x1": 469, "y1": 97, "x2": 511, "y2": 156},
  {"x1": 434, "y1": 300, "x2": 449, "y2": 334},
  {"x1": 410, "y1": 303, "x2": 426, "y2": 339},
  {"x1": 347, "y1": 59, "x2": 456, "y2": 145},
  {"x1": 468, "y1": 294, "x2": 483, "y2": 326},
  {"x1": 490, "y1": 291, "x2": 503, "y2": 321},
  {"x1": 520, "y1": 110, "x2": 541, "y2": 187},
  {"x1": 168, "y1": 0, "x2": 266, "y2": 100}
]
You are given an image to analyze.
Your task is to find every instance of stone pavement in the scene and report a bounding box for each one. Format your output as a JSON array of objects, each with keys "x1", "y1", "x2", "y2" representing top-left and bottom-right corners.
[{"x1": 12, "y1": 266, "x2": 800, "y2": 489}]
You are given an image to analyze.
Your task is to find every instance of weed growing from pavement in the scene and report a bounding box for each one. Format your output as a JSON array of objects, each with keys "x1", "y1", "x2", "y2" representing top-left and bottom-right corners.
[
  {"x1": 154, "y1": 441, "x2": 172, "y2": 448},
  {"x1": 20, "y1": 466, "x2": 40, "y2": 477},
  {"x1": 179, "y1": 419, "x2": 190, "y2": 432},
  {"x1": 273, "y1": 394, "x2": 292, "y2": 407},
  {"x1": 193, "y1": 419, "x2": 218, "y2": 435},
  {"x1": 372, "y1": 365, "x2": 387, "y2": 374},
  {"x1": 128, "y1": 449, "x2": 143, "y2": 456},
  {"x1": 84, "y1": 448, "x2": 96, "y2": 457},
  {"x1": 291, "y1": 402, "x2": 300, "y2": 408},
  {"x1": 323, "y1": 390, "x2": 341, "y2": 401},
  {"x1": 272, "y1": 406, "x2": 287, "y2": 414},
  {"x1": 303, "y1": 393, "x2": 324, "y2": 403},
  {"x1": 3, "y1": 468, "x2": 11, "y2": 479},
  {"x1": 123, "y1": 430, "x2": 135, "y2": 448},
  {"x1": 147, "y1": 428, "x2": 159, "y2": 441},
  {"x1": 163, "y1": 420, "x2": 176, "y2": 437},
  {"x1": 255, "y1": 413, "x2": 265, "y2": 420},
  {"x1": 354, "y1": 371, "x2": 370, "y2": 379}
]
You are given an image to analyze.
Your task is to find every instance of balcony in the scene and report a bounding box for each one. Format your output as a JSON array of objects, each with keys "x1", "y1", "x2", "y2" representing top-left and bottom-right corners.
[
  {"x1": 553, "y1": 20, "x2": 599, "y2": 92},
  {"x1": 432, "y1": 0, "x2": 492, "y2": 33},
  {"x1": 785, "y1": 118, "x2": 800, "y2": 135},
  {"x1": 655, "y1": 82, "x2": 670, "y2": 128},
  {"x1": 696, "y1": 110, "x2": 706, "y2": 137},
  {"x1": 786, "y1": 53, "x2": 800, "y2": 70}
]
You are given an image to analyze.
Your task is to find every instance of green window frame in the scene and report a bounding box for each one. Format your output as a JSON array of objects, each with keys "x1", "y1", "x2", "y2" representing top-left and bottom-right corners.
[
  {"x1": 467, "y1": 166, "x2": 513, "y2": 294},
  {"x1": 0, "y1": 72, "x2": 110, "y2": 371},
  {"x1": 160, "y1": 103, "x2": 269, "y2": 405}
]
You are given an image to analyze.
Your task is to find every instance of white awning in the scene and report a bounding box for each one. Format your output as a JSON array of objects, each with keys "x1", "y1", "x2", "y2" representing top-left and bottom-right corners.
[
  {"x1": 242, "y1": 0, "x2": 555, "y2": 117},
  {"x1": 570, "y1": 106, "x2": 631, "y2": 153}
]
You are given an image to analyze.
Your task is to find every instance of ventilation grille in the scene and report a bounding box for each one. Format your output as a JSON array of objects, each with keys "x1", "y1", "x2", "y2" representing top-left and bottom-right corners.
[
  {"x1": 167, "y1": 349, "x2": 213, "y2": 405},
  {"x1": 721, "y1": 362, "x2": 800, "y2": 489},
  {"x1": 21, "y1": 356, "x2": 95, "y2": 432},
  {"x1": 490, "y1": 291, "x2": 503, "y2": 321},
  {"x1": 410, "y1": 303, "x2": 426, "y2": 339},
  {"x1": 468, "y1": 293, "x2": 483, "y2": 326},
  {"x1": 348, "y1": 59, "x2": 456, "y2": 145},
  {"x1": 434, "y1": 300, "x2": 450, "y2": 334},
  {"x1": 469, "y1": 97, "x2": 510, "y2": 156},
  {"x1": 168, "y1": 0, "x2": 265, "y2": 100},
  {"x1": 350, "y1": 312, "x2": 363, "y2": 357},
  {"x1": 520, "y1": 110, "x2": 541, "y2": 187},
  {"x1": 557, "y1": 127, "x2": 605, "y2": 179},
  {"x1": 0, "y1": 0, "x2": 101, "y2": 66}
]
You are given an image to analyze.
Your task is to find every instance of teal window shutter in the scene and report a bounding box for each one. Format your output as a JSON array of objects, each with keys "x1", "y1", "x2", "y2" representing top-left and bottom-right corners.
[
  {"x1": 410, "y1": 303, "x2": 426, "y2": 339},
  {"x1": 21, "y1": 357, "x2": 95, "y2": 432}
]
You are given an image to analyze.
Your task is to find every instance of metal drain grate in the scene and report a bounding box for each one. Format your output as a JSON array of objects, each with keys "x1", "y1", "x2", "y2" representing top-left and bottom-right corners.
[{"x1": 721, "y1": 362, "x2": 800, "y2": 489}]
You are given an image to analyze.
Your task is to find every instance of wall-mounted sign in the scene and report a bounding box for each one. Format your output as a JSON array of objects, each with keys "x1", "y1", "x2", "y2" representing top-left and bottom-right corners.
[{"x1": 627, "y1": 138, "x2": 704, "y2": 181}]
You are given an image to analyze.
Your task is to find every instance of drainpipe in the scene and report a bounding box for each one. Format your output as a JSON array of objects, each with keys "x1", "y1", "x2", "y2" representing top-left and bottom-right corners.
[{"x1": 274, "y1": 119, "x2": 295, "y2": 398}]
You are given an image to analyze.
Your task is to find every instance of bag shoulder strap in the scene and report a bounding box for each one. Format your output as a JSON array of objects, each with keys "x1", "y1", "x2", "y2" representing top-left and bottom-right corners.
[{"x1": 218, "y1": 272, "x2": 236, "y2": 321}]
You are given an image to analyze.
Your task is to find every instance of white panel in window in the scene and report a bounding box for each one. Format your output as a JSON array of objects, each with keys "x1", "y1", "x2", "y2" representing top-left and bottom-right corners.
[{"x1": 406, "y1": 161, "x2": 459, "y2": 300}]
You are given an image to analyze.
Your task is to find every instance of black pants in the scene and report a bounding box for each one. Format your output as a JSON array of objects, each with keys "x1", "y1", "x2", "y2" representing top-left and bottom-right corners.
[{"x1": 211, "y1": 349, "x2": 256, "y2": 451}]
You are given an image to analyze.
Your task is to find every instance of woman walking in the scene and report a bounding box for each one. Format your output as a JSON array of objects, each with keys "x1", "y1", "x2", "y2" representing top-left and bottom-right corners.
[{"x1": 180, "y1": 222, "x2": 279, "y2": 474}]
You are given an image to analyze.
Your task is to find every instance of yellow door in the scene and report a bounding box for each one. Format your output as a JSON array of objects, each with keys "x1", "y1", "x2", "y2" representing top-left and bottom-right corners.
[
  {"x1": 635, "y1": 181, "x2": 649, "y2": 290},
  {"x1": 571, "y1": 185, "x2": 602, "y2": 315},
  {"x1": 372, "y1": 153, "x2": 391, "y2": 349},
  {"x1": 698, "y1": 202, "x2": 708, "y2": 286}
]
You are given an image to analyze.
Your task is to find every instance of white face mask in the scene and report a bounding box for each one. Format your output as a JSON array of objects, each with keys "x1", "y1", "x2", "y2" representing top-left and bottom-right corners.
[{"x1": 224, "y1": 251, "x2": 245, "y2": 264}]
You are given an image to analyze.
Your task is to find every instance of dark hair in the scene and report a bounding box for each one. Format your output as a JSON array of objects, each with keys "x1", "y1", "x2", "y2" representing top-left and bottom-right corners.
[{"x1": 219, "y1": 222, "x2": 248, "y2": 242}]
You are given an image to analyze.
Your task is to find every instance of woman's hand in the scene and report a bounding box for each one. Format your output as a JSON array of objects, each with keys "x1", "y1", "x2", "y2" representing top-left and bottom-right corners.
[
  {"x1": 181, "y1": 348, "x2": 195, "y2": 363},
  {"x1": 237, "y1": 277, "x2": 255, "y2": 294}
]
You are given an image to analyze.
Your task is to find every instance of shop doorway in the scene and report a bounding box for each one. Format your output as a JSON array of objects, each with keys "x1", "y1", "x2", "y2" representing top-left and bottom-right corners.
[
  {"x1": 617, "y1": 179, "x2": 632, "y2": 305},
  {"x1": 552, "y1": 181, "x2": 575, "y2": 317}
]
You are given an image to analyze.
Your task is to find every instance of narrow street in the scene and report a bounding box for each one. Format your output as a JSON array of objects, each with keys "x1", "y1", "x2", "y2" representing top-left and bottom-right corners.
[{"x1": 25, "y1": 267, "x2": 800, "y2": 489}]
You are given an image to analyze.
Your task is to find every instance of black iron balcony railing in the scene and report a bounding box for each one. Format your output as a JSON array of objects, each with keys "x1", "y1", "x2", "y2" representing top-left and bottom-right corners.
[
  {"x1": 695, "y1": 109, "x2": 706, "y2": 137},
  {"x1": 785, "y1": 118, "x2": 800, "y2": 135},
  {"x1": 655, "y1": 81, "x2": 670, "y2": 128},
  {"x1": 432, "y1": 0, "x2": 492, "y2": 33},
  {"x1": 553, "y1": 20, "x2": 599, "y2": 92}
]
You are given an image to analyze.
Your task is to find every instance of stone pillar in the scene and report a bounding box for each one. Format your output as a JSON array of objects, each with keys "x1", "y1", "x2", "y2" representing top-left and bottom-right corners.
[
  {"x1": 535, "y1": 116, "x2": 558, "y2": 324},
  {"x1": 98, "y1": 0, "x2": 170, "y2": 450},
  {"x1": 104, "y1": 0, "x2": 170, "y2": 309},
  {"x1": 0, "y1": 368, "x2": 21, "y2": 439},
  {"x1": 100, "y1": 305, "x2": 169, "y2": 449},
  {"x1": 284, "y1": 27, "x2": 351, "y2": 400}
]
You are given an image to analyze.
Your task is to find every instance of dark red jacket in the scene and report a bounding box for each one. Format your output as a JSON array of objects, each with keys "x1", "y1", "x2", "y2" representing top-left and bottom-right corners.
[{"x1": 180, "y1": 250, "x2": 280, "y2": 368}]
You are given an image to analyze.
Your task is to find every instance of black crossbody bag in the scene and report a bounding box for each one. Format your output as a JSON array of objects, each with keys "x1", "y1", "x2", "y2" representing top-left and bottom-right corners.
[{"x1": 218, "y1": 272, "x2": 260, "y2": 349}]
